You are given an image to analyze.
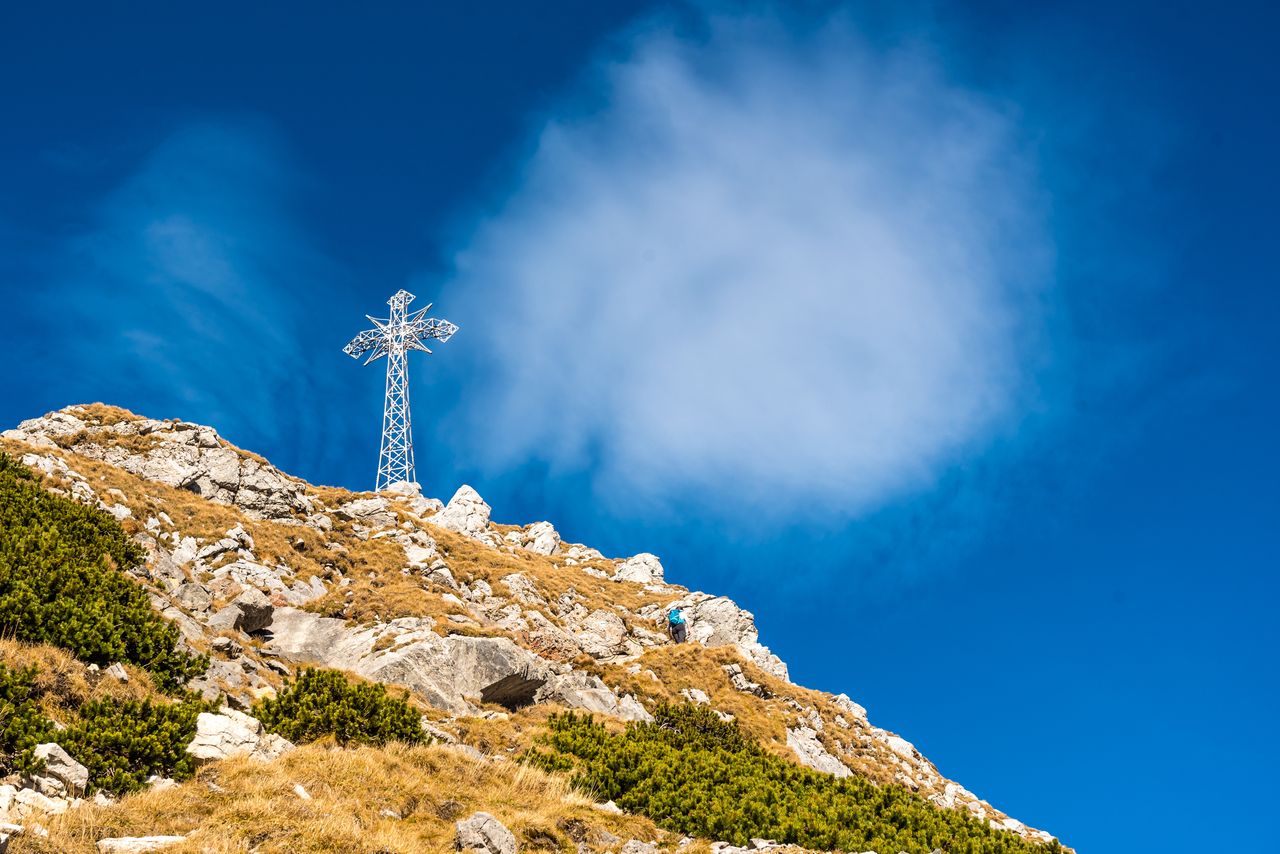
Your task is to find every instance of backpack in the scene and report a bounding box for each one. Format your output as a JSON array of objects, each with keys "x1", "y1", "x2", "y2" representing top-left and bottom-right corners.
[{"x1": 668, "y1": 609, "x2": 685, "y2": 625}]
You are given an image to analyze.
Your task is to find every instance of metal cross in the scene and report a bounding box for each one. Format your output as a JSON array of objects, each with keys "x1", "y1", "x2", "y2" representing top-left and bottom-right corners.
[{"x1": 343, "y1": 289, "x2": 457, "y2": 491}]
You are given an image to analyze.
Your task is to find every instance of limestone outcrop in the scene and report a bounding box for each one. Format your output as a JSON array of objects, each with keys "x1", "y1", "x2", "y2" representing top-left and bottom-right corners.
[{"x1": 186, "y1": 709, "x2": 293, "y2": 763}]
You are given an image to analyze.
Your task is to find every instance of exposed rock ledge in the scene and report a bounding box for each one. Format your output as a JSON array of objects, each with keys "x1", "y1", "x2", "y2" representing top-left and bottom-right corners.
[{"x1": 266, "y1": 607, "x2": 651, "y2": 721}]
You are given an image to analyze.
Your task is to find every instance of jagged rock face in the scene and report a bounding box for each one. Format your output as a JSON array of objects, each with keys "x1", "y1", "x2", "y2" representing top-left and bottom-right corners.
[
  {"x1": 614, "y1": 552, "x2": 664, "y2": 584},
  {"x1": 432, "y1": 485, "x2": 495, "y2": 543},
  {"x1": 786, "y1": 726, "x2": 852, "y2": 777},
  {"x1": 3, "y1": 409, "x2": 311, "y2": 519},
  {"x1": 660, "y1": 594, "x2": 789, "y2": 681}
]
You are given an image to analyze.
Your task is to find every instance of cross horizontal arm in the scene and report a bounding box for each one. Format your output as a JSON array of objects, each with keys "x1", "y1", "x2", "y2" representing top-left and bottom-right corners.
[
  {"x1": 410, "y1": 317, "x2": 459, "y2": 342},
  {"x1": 343, "y1": 329, "x2": 383, "y2": 359}
]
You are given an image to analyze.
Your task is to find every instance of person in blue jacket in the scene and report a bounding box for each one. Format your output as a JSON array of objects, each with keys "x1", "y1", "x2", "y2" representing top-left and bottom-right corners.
[{"x1": 667, "y1": 606, "x2": 688, "y2": 643}]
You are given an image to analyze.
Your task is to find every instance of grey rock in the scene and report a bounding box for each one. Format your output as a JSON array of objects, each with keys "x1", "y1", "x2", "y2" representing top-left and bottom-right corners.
[
  {"x1": 432, "y1": 485, "x2": 494, "y2": 543},
  {"x1": 680, "y1": 687, "x2": 711, "y2": 705},
  {"x1": 833, "y1": 692, "x2": 868, "y2": 723},
  {"x1": 30, "y1": 743, "x2": 88, "y2": 796},
  {"x1": 537, "y1": 672, "x2": 654, "y2": 722},
  {"x1": 664, "y1": 594, "x2": 788, "y2": 680},
  {"x1": 500, "y1": 573, "x2": 545, "y2": 605},
  {"x1": 207, "y1": 587, "x2": 273, "y2": 634},
  {"x1": 524, "y1": 611, "x2": 581, "y2": 659},
  {"x1": 186, "y1": 709, "x2": 293, "y2": 763},
  {"x1": 427, "y1": 563, "x2": 458, "y2": 589},
  {"x1": 513, "y1": 521, "x2": 560, "y2": 556},
  {"x1": 622, "y1": 842, "x2": 658, "y2": 854},
  {"x1": 5, "y1": 411, "x2": 314, "y2": 519},
  {"x1": 268, "y1": 607, "x2": 552, "y2": 715},
  {"x1": 173, "y1": 581, "x2": 212, "y2": 613},
  {"x1": 455, "y1": 811, "x2": 516, "y2": 854},
  {"x1": 613, "y1": 553, "x2": 664, "y2": 584},
  {"x1": 335, "y1": 497, "x2": 396, "y2": 527},
  {"x1": 786, "y1": 726, "x2": 851, "y2": 777},
  {"x1": 723, "y1": 663, "x2": 770, "y2": 698},
  {"x1": 569, "y1": 608, "x2": 635, "y2": 660}
]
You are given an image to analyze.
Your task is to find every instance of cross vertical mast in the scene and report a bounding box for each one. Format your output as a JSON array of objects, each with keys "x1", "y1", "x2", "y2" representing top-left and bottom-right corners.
[{"x1": 343, "y1": 289, "x2": 458, "y2": 492}]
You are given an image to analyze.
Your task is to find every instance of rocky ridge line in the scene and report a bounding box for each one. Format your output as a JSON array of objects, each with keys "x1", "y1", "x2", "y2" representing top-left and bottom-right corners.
[{"x1": 0, "y1": 405, "x2": 1059, "y2": 848}]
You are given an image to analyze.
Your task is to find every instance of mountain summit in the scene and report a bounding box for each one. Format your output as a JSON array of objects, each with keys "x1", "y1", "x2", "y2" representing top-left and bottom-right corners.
[{"x1": 0, "y1": 404, "x2": 1066, "y2": 853}]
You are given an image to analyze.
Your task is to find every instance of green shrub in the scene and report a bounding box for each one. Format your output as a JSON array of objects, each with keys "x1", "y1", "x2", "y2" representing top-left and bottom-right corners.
[
  {"x1": 0, "y1": 453, "x2": 206, "y2": 690},
  {"x1": 0, "y1": 664, "x2": 57, "y2": 777},
  {"x1": 526, "y1": 703, "x2": 1064, "y2": 854},
  {"x1": 252, "y1": 668, "x2": 425, "y2": 746},
  {"x1": 0, "y1": 661, "x2": 207, "y2": 794},
  {"x1": 59, "y1": 696, "x2": 208, "y2": 795}
]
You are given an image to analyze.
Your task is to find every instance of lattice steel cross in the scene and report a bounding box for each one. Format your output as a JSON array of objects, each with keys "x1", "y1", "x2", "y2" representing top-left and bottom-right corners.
[{"x1": 343, "y1": 289, "x2": 458, "y2": 491}]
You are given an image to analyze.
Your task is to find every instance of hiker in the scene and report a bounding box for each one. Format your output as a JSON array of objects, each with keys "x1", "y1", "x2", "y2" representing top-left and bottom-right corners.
[{"x1": 667, "y1": 606, "x2": 688, "y2": 644}]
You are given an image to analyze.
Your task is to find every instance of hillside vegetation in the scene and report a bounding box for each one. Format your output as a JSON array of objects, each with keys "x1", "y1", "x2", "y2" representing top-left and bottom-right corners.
[
  {"x1": 252, "y1": 667, "x2": 426, "y2": 747},
  {"x1": 0, "y1": 408, "x2": 1068, "y2": 852},
  {"x1": 527, "y1": 704, "x2": 1064, "y2": 854},
  {"x1": 0, "y1": 453, "x2": 205, "y2": 690}
]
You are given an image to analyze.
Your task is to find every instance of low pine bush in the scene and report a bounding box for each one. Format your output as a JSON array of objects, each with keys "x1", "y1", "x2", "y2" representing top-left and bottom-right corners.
[
  {"x1": 526, "y1": 703, "x2": 1064, "y2": 854},
  {"x1": 0, "y1": 662, "x2": 208, "y2": 794},
  {"x1": 252, "y1": 668, "x2": 425, "y2": 746},
  {"x1": 59, "y1": 696, "x2": 208, "y2": 795},
  {"x1": 0, "y1": 453, "x2": 206, "y2": 691},
  {"x1": 0, "y1": 664, "x2": 58, "y2": 777}
]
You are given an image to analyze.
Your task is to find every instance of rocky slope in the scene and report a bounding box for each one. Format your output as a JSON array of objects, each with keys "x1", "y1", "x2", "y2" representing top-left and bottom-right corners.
[{"x1": 0, "y1": 404, "x2": 1063, "y2": 851}]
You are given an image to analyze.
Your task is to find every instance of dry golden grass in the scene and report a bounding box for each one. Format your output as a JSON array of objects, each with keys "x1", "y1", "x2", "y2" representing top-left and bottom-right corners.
[
  {"x1": 68, "y1": 403, "x2": 143, "y2": 426},
  {"x1": 426, "y1": 525, "x2": 679, "y2": 623},
  {"x1": 594, "y1": 644, "x2": 910, "y2": 787},
  {"x1": 16, "y1": 742, "x2": 674, "y2": 854},
  {"x1": 0, "y1": 639, "x2": 165, "y2": 725}
]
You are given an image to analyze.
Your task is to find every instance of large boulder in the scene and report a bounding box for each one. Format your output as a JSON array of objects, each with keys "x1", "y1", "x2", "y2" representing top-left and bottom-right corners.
[
  {"x1": 29, "y1": 743, "x2": 88, "y2": 796},
  {"x1": 186, "y1": 708, "x2": 292, "y2": 763},
  {"x1": 455, "y1": 812, "x2": 516, "y2": 854},
  {"x1": 432, "y1": 485, "x2": 494, "y2": 542},
  {"x1": 206, "y1": 587, "x2": 273, "y2": 634},
  {"x1": 267, "y1": 608, "x2": 555, "y2": 715},
  {"x1": 569, "y1": 609, "x2": 637, "y2": 660},
  {"x1": 613, "y1": 553, "x2": 664, "y2": 584}
]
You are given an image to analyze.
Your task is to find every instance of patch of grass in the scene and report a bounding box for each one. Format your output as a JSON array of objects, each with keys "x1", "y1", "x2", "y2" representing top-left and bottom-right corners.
[{"x1": 15, "y1": 742, "x2": 671, "y2": 854}]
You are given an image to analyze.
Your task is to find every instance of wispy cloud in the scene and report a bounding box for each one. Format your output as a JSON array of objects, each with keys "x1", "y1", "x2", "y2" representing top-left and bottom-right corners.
[
  {"x1": 32, "y1": 123, "x2": 358, "y2": 475},
  {"x1": 436, "y1": 9, "x2": 1053, "y2": 520}
]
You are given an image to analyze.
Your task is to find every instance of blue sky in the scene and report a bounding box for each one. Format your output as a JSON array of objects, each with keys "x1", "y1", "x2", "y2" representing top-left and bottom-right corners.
[{"x1": 2, "y1": 2, "x2": 1276, "y2": 851}]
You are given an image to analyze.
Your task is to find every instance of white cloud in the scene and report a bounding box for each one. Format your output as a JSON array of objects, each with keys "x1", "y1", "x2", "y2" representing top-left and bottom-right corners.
[{"x1": 437, "y1": 10, "x2": 1051, "y2": 518}]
